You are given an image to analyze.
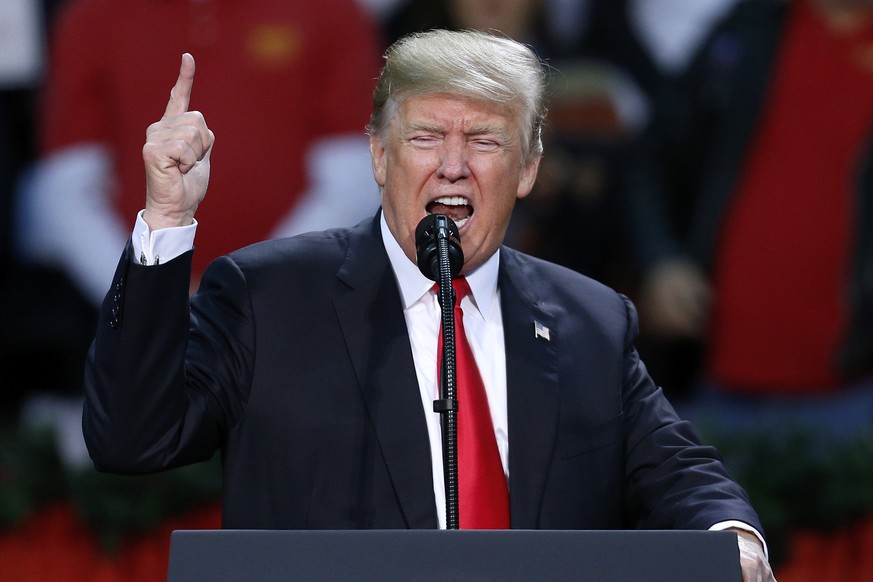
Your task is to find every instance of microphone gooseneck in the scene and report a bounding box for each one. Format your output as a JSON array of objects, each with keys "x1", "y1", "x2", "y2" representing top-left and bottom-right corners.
[{"x1": 414, "y1": 214, "x2": 463, "y2": 530}]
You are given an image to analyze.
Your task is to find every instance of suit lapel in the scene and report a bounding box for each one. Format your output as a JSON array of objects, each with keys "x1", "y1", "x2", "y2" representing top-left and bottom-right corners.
[
  {"x1": 333, "y1": 216, "x2": 438, "y2": 529},
  {"x1": 499, "y1": 249, "x2": 560, "y2": 529}
]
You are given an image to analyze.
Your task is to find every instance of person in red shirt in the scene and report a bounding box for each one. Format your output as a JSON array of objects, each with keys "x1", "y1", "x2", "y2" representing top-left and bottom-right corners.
[
  {"x1": 19, "y1": 0, "x2": 383, "y2": 303},
  {"x1": 624, "y1": 0, "x2": 873, "y2": 435},
  {"x1": 11, "y1": 0, "x2": 383, "y2": 470}
]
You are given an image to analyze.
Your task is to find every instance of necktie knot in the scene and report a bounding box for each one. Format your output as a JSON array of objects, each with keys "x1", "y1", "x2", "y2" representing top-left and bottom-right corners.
[
  {"x1": 432, "y1": 277, "x2": 471, "y2": 309},
  {"x1": 432, "y1": 277, "x2": 470, "y2": 294}
]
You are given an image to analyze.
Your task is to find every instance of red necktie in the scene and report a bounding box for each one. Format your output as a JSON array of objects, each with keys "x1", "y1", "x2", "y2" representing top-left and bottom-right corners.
[{"x1": 438, "y1": 278, "x2": 510, "y2": 529}]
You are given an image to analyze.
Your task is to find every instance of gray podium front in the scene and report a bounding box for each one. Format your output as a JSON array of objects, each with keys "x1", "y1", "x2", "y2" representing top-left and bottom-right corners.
[{"x1": 167, "y1": 529, "x2": 741, "y2": 581}]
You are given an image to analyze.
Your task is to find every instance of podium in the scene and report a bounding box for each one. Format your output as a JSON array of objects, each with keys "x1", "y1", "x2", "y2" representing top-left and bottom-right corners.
[{"x1": 167, "y1": 529, "x2": 741, "y2": 581}]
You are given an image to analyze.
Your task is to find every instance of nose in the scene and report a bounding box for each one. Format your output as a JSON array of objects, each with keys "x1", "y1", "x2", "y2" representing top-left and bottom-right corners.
[{"x1": 437, "y1": 137, "x2": 470, "y2": 182}]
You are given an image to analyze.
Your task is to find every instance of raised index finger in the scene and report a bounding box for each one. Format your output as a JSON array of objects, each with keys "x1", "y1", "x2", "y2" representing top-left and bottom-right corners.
[{"x1": 163, "y1": 52, "x2": 196, "y2": 119}]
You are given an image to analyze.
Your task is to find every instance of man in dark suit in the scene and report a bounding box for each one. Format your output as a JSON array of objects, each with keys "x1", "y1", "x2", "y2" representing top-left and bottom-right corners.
[{"x1": 83, "y1": 30, "x2": 774, "y2": 580}]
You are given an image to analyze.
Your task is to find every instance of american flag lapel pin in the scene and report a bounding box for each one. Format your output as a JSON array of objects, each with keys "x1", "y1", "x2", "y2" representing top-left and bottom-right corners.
[{"x1": 534, "y1": 320, "x2": 550, "y2": 341}]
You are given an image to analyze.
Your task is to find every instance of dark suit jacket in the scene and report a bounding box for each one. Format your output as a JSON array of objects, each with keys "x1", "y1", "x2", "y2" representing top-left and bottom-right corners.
[{"x1": 83, "y1": 213, "x2": 762, "y2": 533}]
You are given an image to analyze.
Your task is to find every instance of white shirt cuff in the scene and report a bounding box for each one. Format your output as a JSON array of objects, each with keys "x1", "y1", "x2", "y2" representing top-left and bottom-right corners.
[
  {"x1": 132, "y1": 210, "x2": 197, "y2": 265},
  {"x1": 709, "y1": 520, "x2": 769, "y2": 559}
]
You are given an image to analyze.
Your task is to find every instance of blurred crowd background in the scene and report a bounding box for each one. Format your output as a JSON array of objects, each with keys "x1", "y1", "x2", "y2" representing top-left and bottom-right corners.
[{"x1": 2, "y1": 0, "x2": 873, "y2": 579}]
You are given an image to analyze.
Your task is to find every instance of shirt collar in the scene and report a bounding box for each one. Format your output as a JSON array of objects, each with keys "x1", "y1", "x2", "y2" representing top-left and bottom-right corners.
[{"x1": 380, "y1": 212, "x2": 500, "y2": 318}]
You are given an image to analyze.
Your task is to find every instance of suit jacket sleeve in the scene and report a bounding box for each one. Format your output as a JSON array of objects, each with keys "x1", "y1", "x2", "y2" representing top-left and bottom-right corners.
[{"x1": 83, "y1": 241, "x2": 251, "y2": 473}]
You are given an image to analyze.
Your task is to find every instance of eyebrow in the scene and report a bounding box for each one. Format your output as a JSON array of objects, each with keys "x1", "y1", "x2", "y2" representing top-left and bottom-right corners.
[
  {"x1": 403, "y1": 121, "x2": 443, "y2": 134},
  {"x1": 467, "y1": 124, "x2": 510, "y2": 140}
]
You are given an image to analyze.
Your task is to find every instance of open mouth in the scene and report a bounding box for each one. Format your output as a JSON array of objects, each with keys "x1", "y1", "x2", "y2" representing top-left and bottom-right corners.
[{"x1": 426, "y1": 196, "x2": 472, "y2": 229}]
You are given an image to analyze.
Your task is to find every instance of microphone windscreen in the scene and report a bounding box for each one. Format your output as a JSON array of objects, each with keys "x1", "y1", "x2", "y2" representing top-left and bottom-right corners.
[{"x1": 415, "y1": 214, "x2": 463, "y2": 281}]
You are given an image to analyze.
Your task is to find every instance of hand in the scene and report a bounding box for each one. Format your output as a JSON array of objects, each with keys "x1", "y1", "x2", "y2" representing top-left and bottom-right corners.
[
  {"x1": 142, "y1": 53, "x2": 214, "y2": 230},
  {"x1": 733, "y1": 530, "x2": 777, "y2": 582},
  {"x1": 638, "y1": 259, "x2": 711, "y2": 339}
]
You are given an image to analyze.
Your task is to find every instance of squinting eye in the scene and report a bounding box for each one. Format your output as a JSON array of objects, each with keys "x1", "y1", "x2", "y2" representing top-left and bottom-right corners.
[
  {"x1": 471, "y1": 139, "x2": 500, "y2": 151},
  {"x1": 410, "y1": 135, "x2": 439, "y2": 147}
]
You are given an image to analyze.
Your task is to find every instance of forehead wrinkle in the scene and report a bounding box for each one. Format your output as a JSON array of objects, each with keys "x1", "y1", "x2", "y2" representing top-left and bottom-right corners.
[{"x1": 402, "y1": 117, "x2": 514, "y2": 143}]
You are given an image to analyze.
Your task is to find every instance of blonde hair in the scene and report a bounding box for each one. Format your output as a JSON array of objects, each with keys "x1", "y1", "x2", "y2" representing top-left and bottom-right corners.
[{"x1": 368, "y1": 29, "x2": 548, "y2": 163}]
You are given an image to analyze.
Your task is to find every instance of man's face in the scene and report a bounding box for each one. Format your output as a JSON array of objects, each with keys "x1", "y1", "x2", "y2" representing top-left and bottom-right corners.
[{"x1": 370, "y1": 93, "x2": 540, "y2": 274}]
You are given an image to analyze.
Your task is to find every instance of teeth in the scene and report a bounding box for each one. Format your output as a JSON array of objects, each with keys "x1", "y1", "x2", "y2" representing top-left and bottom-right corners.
[
  {"x1": 455, "y1": 216, "x2": 469, "y2": 228},
  {"x1": 434, "y1": 196, "x2": 468, "y2": 206}
]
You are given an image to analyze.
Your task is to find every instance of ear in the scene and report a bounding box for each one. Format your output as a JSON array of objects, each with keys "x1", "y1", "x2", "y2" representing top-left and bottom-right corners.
[
  {"x1": 370, "y1": 134, "x2": 387, "y2": 187},
  {"x1": 516, "y1": 155, "x2": 541, "y2": 200}
]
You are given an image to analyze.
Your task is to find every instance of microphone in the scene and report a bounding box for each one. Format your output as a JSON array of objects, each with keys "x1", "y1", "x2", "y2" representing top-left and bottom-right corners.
[
  {"x1": 414, "y1": 213, "x2": 464, "y2": 529},
  {"x1": 415, "y1": 214, "x2": 464, "y2": 281}
]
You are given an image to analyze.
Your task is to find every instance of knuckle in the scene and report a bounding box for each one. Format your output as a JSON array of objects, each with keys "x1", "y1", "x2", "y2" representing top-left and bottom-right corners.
[
  {"x1": 142, "y1": 141, "x2": 159, "y2": 160},
  {"x1": 145, "y1": 121, "x2": 162, "y2": 137},
  {"x1": 182, "y1": 124, "x2": 200, "y2": 140}
]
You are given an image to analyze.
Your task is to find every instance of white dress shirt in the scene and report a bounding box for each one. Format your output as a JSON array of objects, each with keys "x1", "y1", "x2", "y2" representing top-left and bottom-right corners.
[{"x1": 379, "y1": 215, "x2": 508, "y2": 529}]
